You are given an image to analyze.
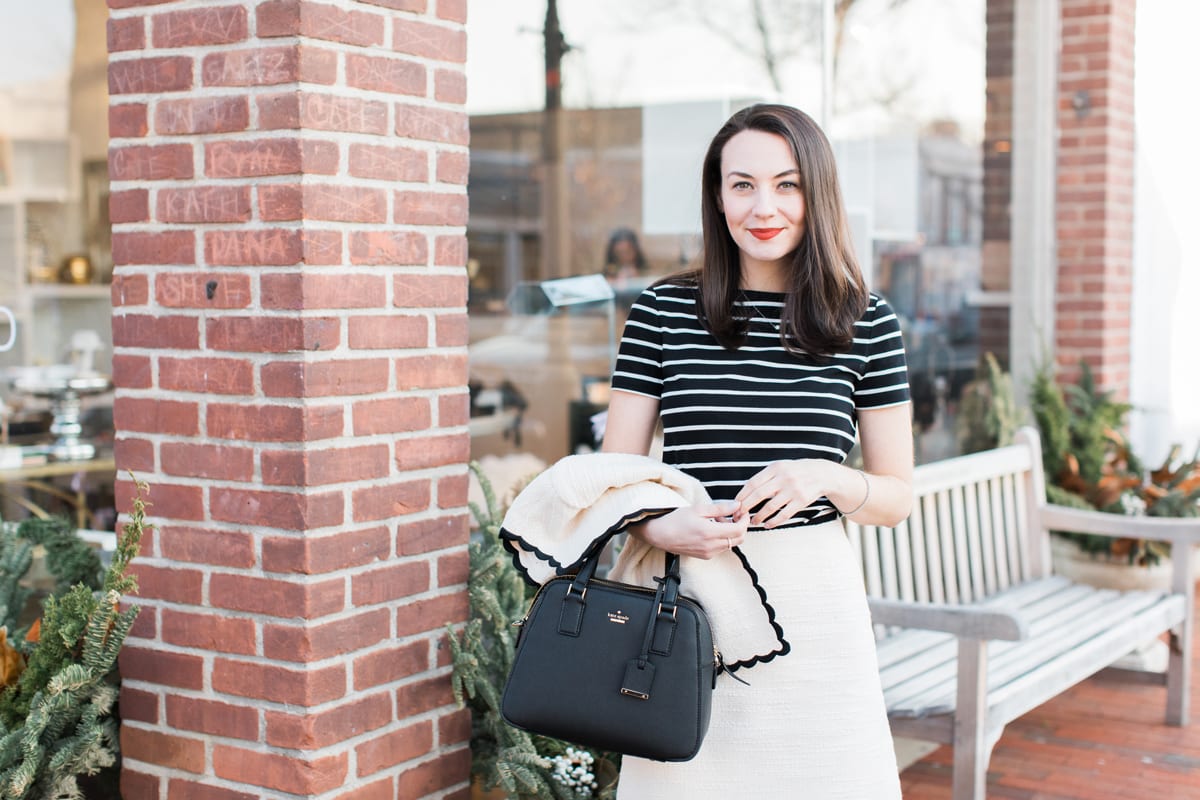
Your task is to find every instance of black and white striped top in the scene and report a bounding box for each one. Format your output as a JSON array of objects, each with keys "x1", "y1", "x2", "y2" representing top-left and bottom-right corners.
[{"x1": 611, "y1": 282, "x2": 911, "y2": 528}]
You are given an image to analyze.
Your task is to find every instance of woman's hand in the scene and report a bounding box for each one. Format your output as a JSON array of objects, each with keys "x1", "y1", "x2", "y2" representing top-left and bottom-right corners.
[
  {"x1": 735, "y1": 459, "x2": 845, "y2": 528},
  {"x1": 630, "y1": 501, "x2": 748, "y2": 559}
]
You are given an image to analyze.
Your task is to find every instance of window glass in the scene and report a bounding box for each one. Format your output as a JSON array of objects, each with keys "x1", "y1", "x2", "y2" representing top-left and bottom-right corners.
[{"x1": 466, "y1": 0, "x2": 988, "y2": 473}]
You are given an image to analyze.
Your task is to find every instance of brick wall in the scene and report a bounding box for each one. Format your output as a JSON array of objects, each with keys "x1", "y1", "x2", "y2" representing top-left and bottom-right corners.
[
  {"x1": 107, "y1": 1, "x2": 471, "y2": 797},
  {"x1": 1055, "y1": 0, "x2": 1136, "y2": 395}
]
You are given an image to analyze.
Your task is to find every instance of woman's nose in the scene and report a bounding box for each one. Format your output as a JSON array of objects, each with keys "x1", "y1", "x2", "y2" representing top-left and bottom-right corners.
[{"x1": 752, "y1": 190, "x2": 776, "y2": 217}]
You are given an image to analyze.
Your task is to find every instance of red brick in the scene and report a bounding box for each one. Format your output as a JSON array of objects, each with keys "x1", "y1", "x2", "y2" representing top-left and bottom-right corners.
[
  {"x1": 112, "y1": 397, "x2": 199, "y2": 436},
  {"x1": 435, "y1": 234, "x2": 467, "y2": 266},
  {"x1": 117, "y1": 478, "x2": 205, "y2": 520},
  {"x1": 436, "y1": 312, "x2": 467, "y2": 347},
  {"x1": 348, "y1": 143, "x2": 428, "y2": 182},
  {"x1": 261, "y1": 358, "x2": 390, "y2": 398},
  {"x1": 121, "y1": 726, "x2": 205, "y2": 774},
  {"x1": 114, "y1": 436, "x2": 155, "y2": 472},
  {"x1": 437, "y1": 0, "x2": 467, "y2": 23},
  {"x1": 109, "y1": 56, "x2": 193, "y2": 94},
  {"x1": 258, "y1": 91, "x2": 301, "y2": 129},
  {"x1": 298, "y1": 44, "x2": 340, "y2": 84},
  {"x1": 120, "y1": 647, "x2": 204, "y2": 691},
  {"x1": 266, "y1": 692, "x2": 393, "y2": 749},
  {"x1": 333, "y1": 777, "x2": 395, "y2": 800},
  {"x1": 437, "y1": 150, "x2": 469, "y2": 184},
  {"x1": 358, "y1": 0, "x2": 426, "y2": 11},
  {"x1": 395, "y1": 433, "x2": 469, "y2": 471},
  {"x1": 352, "y1": 562, "x2": 429, "y2": 607},
  {"x1": 393, "y1": 18, "x2": 466, "y2": 62},
  {"x1": 350, "y1": 230, "x2": 427, "y2": 266},
  {"x1": 110, "y1": 188, "x2": 149, "y2": 223},
  {"x1": 160, "y1": 526, "x2": 255, "y2": 569},
  {"x1": 300, "y1": 93, "x2": 389, "y2": 134},
  {"x1": 437, "y1": 549, "x2": 469, "y2": 587},
  {"x1": 395, "y1": 353, "x2": 466, "y2": 390},
  {"x1": 262, "y1": 527, "x2": 391, "y2": 574},
  {"x1": 438, "y1": 473, "x2": 469, "y2": 509},
  {"x1": 159, "y1": 356, "x2": 254, "y2": 395},
  {"x1": 303, "y1": 184, "x2": 388, "y2": 223},
  {"x1": 396, "y1": 674, "x2": 454, "y2": 718},
  {"x1": 210, "y1": 488, "x2": 344, "y2": 530},
  {"x1": 207, "y1": 400, "x2": 343, "y2": 443},
  {"x1": 111, "y1": 144, "x2": 193, "y2": 182},
  {"x1": 120, "y1": 686, "x2": 160, "y2": 725},
  {"x1": 395, "y1": 748, "x2": 470, "y2": 797},
  {"x1": 352, "y1": 396, "x2": 431, "y2": 436},
  {"x1": 352, "y1": 481, "x2": 430, "y2": 522},
  {"x1": 395, "y1": 104, "x2": 469, "y2": 145},
  {"x1": 207, "y1": 317, "x2": 340, "y2": 353},
  {"x1": 258, "y1": 184, "x2": 303, "y2": 221},
  {"x1": 354, "y1": 640, "x2": 429, "y2": 691},
  {"x1": 434, "y1": 68, "x2": 467, "y2": 104},
  {"x1": 356, "y1": 720, "x2": 433, "y2": 777},
  {"x1": 256, "y1": 0, "x2": 300, "y2": 37},
  {"x1": 152, "y1": 5, "x2": 248, "y2": 48},
  {"x1": 264, "y1": 608, "x2": 390, "y2": 662},
  {"x1": 156, "y1": 96, "x2": 249, "y2": 135},
  {"x1": 438, "y1": 391, "x2": 470, "y2": 427},
  {"x1": 213, "y1": 658, "x2": 346, "y2": 705},
  {"x1": 348, "y1": 315, "x2": 428, "y2": 349},
  {"x1": 394, "y1": 273, "x2": 467, "y2": 308},
  {"x1": 109, "y1": 103, "x2": 149, "y2": 138},
  {"x1": 162, "y1": 442, "x2": 254, "y2": 481},
  {"x1": 112, "y1": 231, "x2": 195, "y2": 265},
  {"x1": 121, "y1": 770, "x2": 160, "y2": 800},
  {"x1": 130, "y1": 563, "x2": 204, "y2": 604},
  {"x1": 346, "y1": 53, "x2": 425, "y2": 95},
  {"x1": 128, "y1": 606, "x2": 157, "y2": 641},
  {"x1": 156, "y1": 272, "x2": 253, "y2": 309},
  {"x1": 439, "y1": 707, "x2": 471, "y2": 746},
  {"x1": 395, "y1": 592, "x2": 468, "y2": 638},
  {"x1": 395, "y1": 190, "x2": 467, "y2": 226},
  {"x1": 262, "y1": 273, "x2": 389, "y2": 311},
  {"x1": 202, "y1": 46, "x2": 297, "y2": 86},
  {"x1": 161, "y1": 608, "x2": 256, "y2": 656},
  {"x1": 206, "y1": 228, "x2": 302, "y2": 266},
  {"x1": 261, "y1": 444, "x2": 390, "y2": 486},
  {"x1": 213, "y1": 746, "x2": 348, "y2": 795},
  {"x1": 166, "y1": 780, "x2": 257, "y2": 800},
  {"x1": 112, "y1": 313, "x2": 200, "y2": 350},
  {"x1": 277, "y1": 2, "x2": 387, "y2": 47},
  {"x1": 157, "y1": 186, "x2": 250, "y2": 225},
  {"x1": 167, "y1": 696, "x2": 258, "y2": 741},
  {"x1": 205, "y1": 138, "x2": 305, "y2": 177},
  {"x1": 111, "y1": 354, "x2": 152, "y2": 389},
  {"x1": 302, "y1": 229, "x2": 344, "y2": 263},
  {"x1": 210, "y1": 574, "x2": 344, "y2": 618},
  {"x1": 108, "y1": 17, "x2": 145, "y2": 52},
  {"x1": 397, "y1": 514, "x2": 468, "y2": 556}
]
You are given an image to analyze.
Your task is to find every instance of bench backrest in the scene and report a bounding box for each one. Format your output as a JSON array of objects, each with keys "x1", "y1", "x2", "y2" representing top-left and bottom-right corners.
[{"x1": 846, "y1": 426, "x2": 1051, "y2": 607}]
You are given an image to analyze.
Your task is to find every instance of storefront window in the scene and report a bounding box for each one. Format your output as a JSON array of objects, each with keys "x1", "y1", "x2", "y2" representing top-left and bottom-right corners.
[
  {"x1": 466, "y1": 0, "x2": 988, "y2": 474},
  {"x1": 0, "y1": 2, "x2": 115, "y2": 527}
]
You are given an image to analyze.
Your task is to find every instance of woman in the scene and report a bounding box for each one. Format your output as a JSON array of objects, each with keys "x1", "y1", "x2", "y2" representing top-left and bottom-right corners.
[{"x1": 603, "y1": 104, "x2": 912, "y2": 797}]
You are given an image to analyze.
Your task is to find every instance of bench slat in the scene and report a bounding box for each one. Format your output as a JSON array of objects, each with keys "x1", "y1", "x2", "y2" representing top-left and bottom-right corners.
[
  {"x1": 908, "y1": 500, "x2": 931, "y2": 604},
  {"x1": 910, "y1": 443, "x2": 1034, "y2": 494},
  {"x1": 987, "y1": 477, "x2": 1011, "y2": 590}
]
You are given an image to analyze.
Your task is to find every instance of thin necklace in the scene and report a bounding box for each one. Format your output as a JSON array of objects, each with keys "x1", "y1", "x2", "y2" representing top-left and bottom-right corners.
[{"x1": 738, "y1": 295, "x2": 782, "y2": 330}]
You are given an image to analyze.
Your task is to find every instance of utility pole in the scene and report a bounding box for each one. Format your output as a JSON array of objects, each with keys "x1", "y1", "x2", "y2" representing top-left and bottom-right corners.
[{"x1": 541, "y1": 0, "x2": 571, "y2": 278}]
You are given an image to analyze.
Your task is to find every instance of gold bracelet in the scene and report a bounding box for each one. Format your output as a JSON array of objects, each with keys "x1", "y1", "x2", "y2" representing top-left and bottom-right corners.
[{"x1": 842, "y1": 469, "x2": 870, "y2": 516}]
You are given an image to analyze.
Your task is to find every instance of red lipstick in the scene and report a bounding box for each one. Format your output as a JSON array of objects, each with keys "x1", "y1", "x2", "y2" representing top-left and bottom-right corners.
[{"x1": 748, "y1": 228, "x2": 784, "y2": 240}]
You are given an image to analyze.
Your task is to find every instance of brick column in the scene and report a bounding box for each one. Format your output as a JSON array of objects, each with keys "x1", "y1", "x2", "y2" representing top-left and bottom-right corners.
[
  {"x1": 107, "y1": 1, "x2": 471, "y2": 798},
  {"x1": 1055, "y1": 0, "x2": 1136, "y2": 395}
]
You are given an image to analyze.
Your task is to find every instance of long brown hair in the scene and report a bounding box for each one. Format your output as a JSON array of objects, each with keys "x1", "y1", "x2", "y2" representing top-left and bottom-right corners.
[{"x1": 691, "y1": 103, "x2": 867, "y2": 355}]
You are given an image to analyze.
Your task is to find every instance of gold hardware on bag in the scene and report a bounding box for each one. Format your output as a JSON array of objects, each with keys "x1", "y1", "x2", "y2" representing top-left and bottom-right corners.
[{"x1": 620, "y1": 688, "x2": 649, "y2": 700}]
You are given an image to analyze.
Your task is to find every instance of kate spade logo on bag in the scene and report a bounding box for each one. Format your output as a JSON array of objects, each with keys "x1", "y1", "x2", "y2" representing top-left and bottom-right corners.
[{"x1": 607, "y1": 610, "x2": 630, "y2": 624}]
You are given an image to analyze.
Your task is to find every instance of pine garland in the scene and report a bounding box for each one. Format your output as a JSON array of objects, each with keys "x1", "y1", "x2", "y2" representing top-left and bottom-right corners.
[
  {"x1": 0, "y1": 477, "x2": 149, "y2": 799},
  {"x1": 447, "y1": 463, "x2": 619, "y2": 800}
]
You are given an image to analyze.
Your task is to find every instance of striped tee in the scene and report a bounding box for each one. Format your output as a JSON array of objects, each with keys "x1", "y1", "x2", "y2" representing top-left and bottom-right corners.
[{"x1": 611, "y1": 282, "x2": 911, "y2": 529}]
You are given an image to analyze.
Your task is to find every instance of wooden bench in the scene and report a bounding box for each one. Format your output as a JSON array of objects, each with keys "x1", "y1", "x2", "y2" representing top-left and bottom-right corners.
[{"x1": 845, "y1": 426, "x2": 1198, "y2": 800}]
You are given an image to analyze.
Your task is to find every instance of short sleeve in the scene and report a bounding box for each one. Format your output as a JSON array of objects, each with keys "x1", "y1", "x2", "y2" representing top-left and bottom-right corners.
[
  {"x1": 610, "y1": 287, "x2": 664, "y2": 399},
  {"x1": 854, "y1": 295, "x2": 911, "y2": 409}
]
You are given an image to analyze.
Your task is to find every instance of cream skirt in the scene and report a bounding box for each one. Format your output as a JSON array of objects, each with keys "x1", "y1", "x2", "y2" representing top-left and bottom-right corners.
[{"x1": 616, "y1": 519, "x2": 902, "y2": 799}]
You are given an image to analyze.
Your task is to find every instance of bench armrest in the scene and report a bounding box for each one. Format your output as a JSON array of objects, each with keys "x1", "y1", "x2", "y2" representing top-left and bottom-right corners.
[
  {"x1": 867, "y1": 597, "x2": 1028, "y2": 641},
  {"x1": 1041, "y1": 504, "x2": 1200, "y2": 545}
]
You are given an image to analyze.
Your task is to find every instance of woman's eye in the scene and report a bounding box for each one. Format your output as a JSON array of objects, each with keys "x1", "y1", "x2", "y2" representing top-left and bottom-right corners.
[
  {"x1": 778, "y1": 181, "x2": 799, "y2": 190},
  {"x1": 732, "y1": 181, "x2": 752, "y2": 190}
]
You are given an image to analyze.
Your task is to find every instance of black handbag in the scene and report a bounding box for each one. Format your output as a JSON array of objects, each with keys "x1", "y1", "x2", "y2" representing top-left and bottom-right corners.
[{"x1": 501, "y1": 549, "x2": 717, "y2": 762}]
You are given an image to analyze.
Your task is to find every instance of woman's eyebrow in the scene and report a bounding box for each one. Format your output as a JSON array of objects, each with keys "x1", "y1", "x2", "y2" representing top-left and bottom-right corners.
[{"x1": 726, "y1": 169, "x2": 801, "y2": 179}]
